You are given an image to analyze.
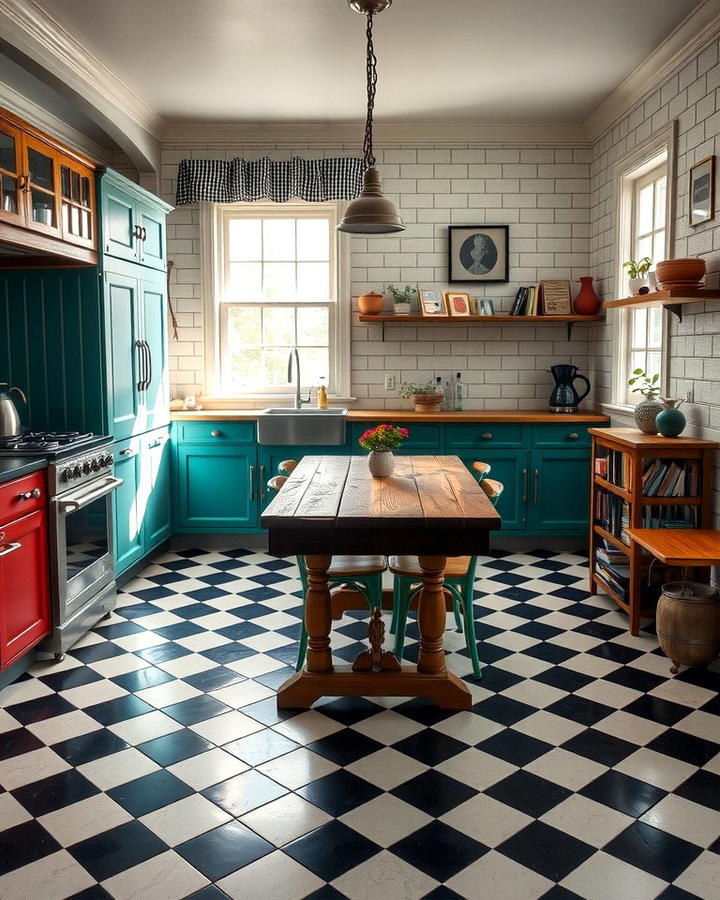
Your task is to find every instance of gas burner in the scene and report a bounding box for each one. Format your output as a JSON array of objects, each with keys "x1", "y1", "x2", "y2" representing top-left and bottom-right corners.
[{"x1": 0, "y1": 431, "x2": 94, "y2": 451}]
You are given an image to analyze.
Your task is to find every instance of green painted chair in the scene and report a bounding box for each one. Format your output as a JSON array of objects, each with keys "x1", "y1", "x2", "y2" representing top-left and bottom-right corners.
[
  {"x1": 267, "y1": 469, "x2": 387, "y2": 672},
  {"x1": 389, "y1": 476, "x2": 504, "y2": 680}
]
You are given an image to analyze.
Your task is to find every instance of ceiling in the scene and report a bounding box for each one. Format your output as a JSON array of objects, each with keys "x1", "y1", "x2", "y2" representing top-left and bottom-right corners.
[{"x1": 31, "y1": 0, "x2": 704, "y2": 126}]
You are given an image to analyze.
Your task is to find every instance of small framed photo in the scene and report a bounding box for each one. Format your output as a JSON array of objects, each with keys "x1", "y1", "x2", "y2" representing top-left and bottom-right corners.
[
  {"x1": 689, "y1": 156, "x2": 715, "y2": 227},
  {"x1": 445, "y1": 291, "x2": 471, "y2": 317},
  {"x1": 448, "y1": 225, "x2": 509, "y2": 283},
  {"x1": 418, "y1": 289, "x2": 447, "y2": 317},
  {"x1": 480, "y1": 298, "x2": 495, "y2": 316}
]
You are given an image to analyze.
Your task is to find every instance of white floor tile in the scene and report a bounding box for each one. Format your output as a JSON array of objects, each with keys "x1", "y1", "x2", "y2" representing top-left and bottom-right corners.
[
  {"x1": 39, "y1": 792, "x2": 132, "y2": 846},
  {"x1": 524, "y1": 747, "x2": 607, "y2": 791},
  {"x1": 190, "y1": 710, "x2": 265, "y2": 744},
  {"x1": 540, "y1": 794, "x2": 634, "y2": 847},
  {"x1": 140, "y1": 794, "x2": 231, "y2": 845},
  {"x1": 58, "y1": 679, "x2": 128, "y2": 709},
  {"x1": 349, "y1": 709, "x2": 426, "y2": 745},
  {"x1": 640, "y1": 793, "x2": 720, "y2": 847},
  {"x1": 560, "y1": 851, "x2": 667, "y2": 900},
  {"x1": 0, "y1": 746, "x2": 70, "y2": 791},
  {"x1": 511, "y1": 710, "x2": 586, "y2": 745},
  {"x1": 0, "y1": 850, "x2": 95, "y2": 900},
  {"x1": 341, "y1": 794, "x2": 432, "y2": 847},
  {"x1": 134, "y1": 679, "x2": 203, "y2": 708},
  {"x1": 101, "y1": 849, "x2": 209, "y2": 900},
  {"x1": 332, "y1": 849, "x2": 437, "y2": 900},
  {"x1": 446, "y1": 850, "x2": 553, "y2": 900},
  {"x1": 208, "y1": 680, "x2": 275, "y2": 708},
  {"x1": 0, "y1": 793, "x2": 32, "y2": 831},
  {"x1": 434, "y1": 748, "x2": 517, "y2": 792},
  {"x1": 241, "y1": 793, "x2": 331, "y2": 846},
  {"x1": 78, "y1": 747, "x2": 161, "y2": 790},
  {"x1": 168, "y1": 747, "x2": 249, "y2": 790},
  {"x1": 441, "y1": 794, "x2": 532, "y2": 847},
  {"x1": 257, "y1": 747, "x2": 340, "y2": 790},
  {"x1": 673, "y1": 850, "x2": 720, "y2": 898},
  {"x1": 87, "y1": 654, "x2": 151, "y2": 679},
  {"x1": 614, "y1": 747, "x2": 698, "y2": 791},
  {"x1": 598, "y1": 710, "x2": 667, "y2": 745},
  {"x1": 217, "y1": 849, "x2": 323, "y2": 900},
  {"x1": 107, "y1": 710, "x2": 183, "y2": 745},
  {"x1": 26, "y1": 710, "x2": 101, "y2": 745}
]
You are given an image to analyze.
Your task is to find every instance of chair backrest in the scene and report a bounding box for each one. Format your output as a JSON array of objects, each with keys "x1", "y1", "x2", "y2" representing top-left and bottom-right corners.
[
  {"x1": 267, "y1": 474, "x2": 288, "y2": 493},
  {"x1": 278, "y1": 459, "x2": 298, "y2": 475},
  {"x1": 480, "y1": 477, "x2": 504, "y2": 506},
  {"x1": 472, "y1": 461, "x2": 491, "y2": 480}
]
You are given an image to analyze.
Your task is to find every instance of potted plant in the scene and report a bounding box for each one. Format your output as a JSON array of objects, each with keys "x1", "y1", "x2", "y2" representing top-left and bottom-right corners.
[
  {"x1": 623, "y1": 257, "x2": 652, "y2": 295},
  {"x1": 628, "y1": 367, "x2": 664, "y2": 434},
  {"x1": 358, "y1": 424, "x2": 409, "y2": 477},
  {"x1": 400, "y1": 380, "x2": 443, "y2": 413},
  {"x1": 386, "y1": 284, "x2": 416, "y2": 315}
]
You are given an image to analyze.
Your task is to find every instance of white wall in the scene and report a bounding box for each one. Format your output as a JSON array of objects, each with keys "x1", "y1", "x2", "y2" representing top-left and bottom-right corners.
[{"x1": 160, "y1": 142, "x2": 594, "y2": 409}]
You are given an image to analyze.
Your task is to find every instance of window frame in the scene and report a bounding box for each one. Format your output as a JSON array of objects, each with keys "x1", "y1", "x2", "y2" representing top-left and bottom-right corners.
[
  {"x1": 611, "y1": 121, "x2": 676, "y2": 410},
  {"x1": 201, "y1": 200, "x2": 351, "y2": 401}
]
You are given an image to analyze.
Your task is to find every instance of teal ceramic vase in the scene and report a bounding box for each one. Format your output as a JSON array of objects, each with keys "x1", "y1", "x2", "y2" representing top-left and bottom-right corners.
[{"x1": 656, "y1": 399, "x2": 686, "y2": 438}]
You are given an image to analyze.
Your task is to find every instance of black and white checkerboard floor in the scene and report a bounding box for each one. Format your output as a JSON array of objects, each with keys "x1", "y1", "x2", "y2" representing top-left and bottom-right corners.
[{"x1": 1, "y1": 548, "x2": 719, "y2": 899}]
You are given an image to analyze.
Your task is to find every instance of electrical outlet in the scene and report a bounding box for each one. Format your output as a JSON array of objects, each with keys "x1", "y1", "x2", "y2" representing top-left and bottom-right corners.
[
  {"x1": 384, "y1": 374, "x2": 395, "y2": 391},
  {"x1": 684, "y1": 389, "x2": 693, "y2": 403}
]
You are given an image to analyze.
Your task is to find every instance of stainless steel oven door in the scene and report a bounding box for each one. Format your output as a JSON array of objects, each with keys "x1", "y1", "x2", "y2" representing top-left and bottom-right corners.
[{"x1": 51, "y1": 475, "x2": 122, "y2": 621}]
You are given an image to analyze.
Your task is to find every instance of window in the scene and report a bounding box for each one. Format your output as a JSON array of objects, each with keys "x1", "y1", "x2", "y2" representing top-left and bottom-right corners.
[
  {"x1": 612, "y1": 125, "x2": 674, "y2": 409},
  {"x1": 203, "y1": 202, "x2": 350, "y2": 398},
  {"x1": 624, "y1": 166, "x2": 666, "y2": 405}
]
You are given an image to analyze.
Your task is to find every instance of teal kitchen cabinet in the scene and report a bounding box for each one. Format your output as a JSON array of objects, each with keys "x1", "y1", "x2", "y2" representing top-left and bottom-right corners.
[
  {"x1": 101, "y1": 170, "x2": 169, "y2": 271},
  {"x1": 105, "y1": 261, "x2": 169, "y2": 442},
  {"x1": 175, "y1": 444, "x2": 258, "y2": 531},
  {"x1": 527, "y1": 448, "x2": 591, "y2": 534},
  {"x1": 113, "y1": 426, "x2": 172, "y2": 576},
  {"x1": 458, "y1": 449, "x2": 527, "y2": 532},
  {"x1": 258, "y1": 442, "x2": 352, "y2": 510},
  {"x1": 348, "y1": 422, "x2": 442, "y2": 455}
]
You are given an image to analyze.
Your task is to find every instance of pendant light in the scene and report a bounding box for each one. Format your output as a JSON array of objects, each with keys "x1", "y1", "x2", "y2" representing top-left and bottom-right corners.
[{"x1": 338, "y1": 0, "x2": 405, "y2": 233}]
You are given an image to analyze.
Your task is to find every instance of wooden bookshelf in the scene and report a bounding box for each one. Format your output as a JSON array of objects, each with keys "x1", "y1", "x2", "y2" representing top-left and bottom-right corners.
[
  {"x1": 358, "y1": 313, "x2": 604, "y2": 340},
  {"x1": 603, "y1": 287, "x2": 720, "y2": 322},
  {"x1": 588, "y1": 428, "x2": 718, "y2": 634}
]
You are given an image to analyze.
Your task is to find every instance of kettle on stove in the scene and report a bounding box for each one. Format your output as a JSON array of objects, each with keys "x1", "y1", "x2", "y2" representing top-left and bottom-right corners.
[
  {"x1": 548, "y1": 365, "x2": 590, "y2": 413},
  {"x1": 0, "y1": 384, "x2": 26, "y2": 437}
]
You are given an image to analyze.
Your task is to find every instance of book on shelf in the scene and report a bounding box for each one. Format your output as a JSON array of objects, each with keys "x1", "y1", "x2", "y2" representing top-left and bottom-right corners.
[
  {"x1": 641, "y1": 504, "x2": 698, "y2": 528},
  {"x1": 641, "y1": 458, "x2": 700, "y2": 498},
  {"x1": 595, "y1": 450, "x2": 627, "y2": 487},
  {"x1": 510, "y1": 287, "x2": 528, "y2": 316},
  {"x1": 594, "y1": 490, "x2": 630, "y2": 544}
]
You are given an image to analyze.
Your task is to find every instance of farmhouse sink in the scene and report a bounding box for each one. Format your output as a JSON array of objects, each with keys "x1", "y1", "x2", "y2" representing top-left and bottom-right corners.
[{"x1": 257, "y1": 408, "x2": 348, "y2": 446}]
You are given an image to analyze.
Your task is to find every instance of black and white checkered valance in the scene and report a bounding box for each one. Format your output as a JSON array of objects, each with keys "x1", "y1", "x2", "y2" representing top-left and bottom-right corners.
[{"x1": 175, "y1": 156, "x2": 365, "y2": 205}]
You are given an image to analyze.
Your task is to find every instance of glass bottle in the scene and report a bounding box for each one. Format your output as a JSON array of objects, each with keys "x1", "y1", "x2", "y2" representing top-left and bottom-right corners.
[
  {"x1": 317, "y1": 377, "x2": 328, "y2": 409},
  {"x1": 454, "y1": 372, "x2": 463, "y2": 411}
]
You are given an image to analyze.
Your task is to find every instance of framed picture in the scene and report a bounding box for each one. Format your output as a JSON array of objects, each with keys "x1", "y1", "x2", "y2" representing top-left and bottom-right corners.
[
  {"x1": 480, "y1": 298, "x2": 495, "y2": 316},
  {"x1": 689, "y1": 156, "x2": 715, "y2": 227},
  {"x1": 540, "y1": 280, "x2": 572, "y2": 315},
  {"x1": 448, "y1": 225, "x2": 509, "y2": 283},
  {"x1": 445, "y1": 291, "x2": 471, "y2": 317},
  {"x1": 418, "y1": 289, "x2": 447, "y2": 317}
]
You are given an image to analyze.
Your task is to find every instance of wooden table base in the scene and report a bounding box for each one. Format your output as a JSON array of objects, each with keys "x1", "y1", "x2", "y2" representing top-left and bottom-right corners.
[{"x1": 276, "y1": 665, "x2": 472, "y2": 709}]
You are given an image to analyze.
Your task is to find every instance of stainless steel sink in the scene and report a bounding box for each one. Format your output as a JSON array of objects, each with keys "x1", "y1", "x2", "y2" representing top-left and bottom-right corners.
[{"x1": 257, "y1": 408, "x2": 348, "y2": 446}]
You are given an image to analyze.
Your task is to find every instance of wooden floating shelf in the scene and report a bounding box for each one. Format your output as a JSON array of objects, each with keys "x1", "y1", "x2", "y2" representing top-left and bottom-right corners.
[
  {"x1": 358, "y1": 314, "x2": 604, "y2": 340},
  {"x1": 604, "y1": 287, "x2": 720, "y2": 321}
]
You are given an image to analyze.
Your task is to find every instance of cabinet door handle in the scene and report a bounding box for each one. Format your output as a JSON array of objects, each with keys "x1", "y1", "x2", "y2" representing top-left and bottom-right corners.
[
  {"x1": 18, "y1": 488, "x2": 41, "y2": 500},
  {"x1": 481, "y1": 432, "x2": 492, "y2": 440},
  {"x1": 145, "y1": 341, "x2": 153, "y2": 389},
  {"x1": 0, "y1": 542, "x2": 21, "y2": 558},
  {"x1": 249, "y1": 465, "x2": 255, "y2": 501},
  {"x1": 135, "y1": 339, "x2": 146, "y2": 391},
  {"x1": 17, "y1": 174, "x2": 27, "y2": 192},
  {"x1": 133, "y1": 224, "x2": 142, "y2": 240},
  {"x1": 259, "y1": 464, "x2": 266, "y2": 501},
  {"x1": 141, "y1": 226, "x2": 147, "y2": 241},
  {"x1": 521, "y1": 468, "x2": 528, "y2": 504},
  {"x1": 119, "y1": 448, "x2": 135, "y2": 457},
  {"x1": 568, "y1": 432, "x2": 579, "y2": 440},
  {"x1": 533, "y1": 468, "x2": 539, "y2": 505}
]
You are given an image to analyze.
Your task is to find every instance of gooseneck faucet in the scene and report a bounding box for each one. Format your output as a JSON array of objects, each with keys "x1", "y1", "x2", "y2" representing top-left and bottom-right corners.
[{"x1": 288, "y1": 347, "x2": 310, "y2": 409}]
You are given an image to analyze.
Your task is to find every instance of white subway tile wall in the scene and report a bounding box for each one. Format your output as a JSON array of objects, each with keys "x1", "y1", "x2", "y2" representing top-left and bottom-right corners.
[
  {"x1": 589, "y1": 35, "x2": 720, "y2": 529},
  {"x1": 158, "y1": 144, "x2": 593, "y2": 410}
]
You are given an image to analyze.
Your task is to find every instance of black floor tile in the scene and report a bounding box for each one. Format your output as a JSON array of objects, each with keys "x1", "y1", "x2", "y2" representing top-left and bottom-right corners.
[
  {"x1": 163, "y1": 694, "x2": 232, "y2": 726},
  {"x1": 675, "y1": 769, "x2": 720, "y2": 811},
  {"x1": 533, "y1": 667, "x2": 594, "y2": 693},
  {"x1": 183, "y1": 667, "x2": 244, "y2": 693},
  {"x1": 52, "y1": 728, "x2": 129, "y2": 766},
  {"x1": 0, "y1": 726, "x2": 44, "y2": 760},
  {"x1": 391, "y1": 729, "x2": 469, "y2": 767},
  {"x1": 604, "y1": 821, "x2": 702, "y2": 882},
  {"x1": 284, "y1": 820, "x2": 381, "y2": 882},
  {"x1": 477, "y1": 728, "x2": 553, "y2": 766},
  {"x1": 392, "y1": 770, "x2": 477, "y2": 818},
  {"x1": 176, "y1": 821, "x2": 273, "y2": 881},
  {"x1": 580, "y1": 770, "x2": 666, "y2": 817},
  {"x1": 108, "y1": 769, "x2": 194, "y2": 817},
  {"x1": 545, "y1": 694, "x2": 614, "y2": 727},
  {"x1": 307, "y1": 729, "x2": 384, "y2": 766},
  {"x1": 562, "y1": 728, "x2": 637, "y2": 767},
  {"x1": 5, "y1": 693, "x2": 77, "y2": 724},
  {"x1": 0, "y1": 820, "x2": 61, "y2": 876},
  {"x1": 472, "y1": 695, "x2": 536, "y2": 726},
  {"x1": 136, "y1": 729, "x2": 214, "y2": 766},
  {"x1": 298, "y1": 769, "x2": 382, "y2": 817},
  {"x1": 497, "y1": 820, "x2": 595, "y2": 882},
  {"x1": 11, "y1": 768, "x2": 99, "y2": 817},
  {"x1": 646, "y1": 729, "x2": 720, "y2": 767},
  {"x1": 82, "y1": 694, "x2": 155, "y2": 726},
  {"x1": 485, "y1": 770, "x2": 571, "y2": 818},
  {"x1": 389, "y1": 820, "x2": 487, "y2": 882},
  {"x1": 68, "y1": 820, "x2": 168, "y2": 881},
  {"x1": 110, "y1": 666, "x2": 175, "y2": 693},
  {"x1": 622, "y1": 695, "x2": 693, "y2": 726},
  {"x1": 38, "y1": 666, "x2": 104, "y2": 692}
]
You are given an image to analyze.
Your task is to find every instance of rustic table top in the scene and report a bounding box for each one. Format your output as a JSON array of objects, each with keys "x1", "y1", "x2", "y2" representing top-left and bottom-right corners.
[
  {"x1": 627, "y1": 528, "x2": 720, "y2": 566},
  {"x1": 261, "y1": 455, "x2": 501, "y2": 556}
]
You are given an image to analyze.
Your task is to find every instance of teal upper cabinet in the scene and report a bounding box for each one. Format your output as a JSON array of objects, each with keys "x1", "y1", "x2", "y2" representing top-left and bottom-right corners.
[
  {"x1": 140, "y1": 268, "x2": 170, "y2": 432},
  {"x1": 100, "y1": 169, "x2": 172, "y2": 271}
]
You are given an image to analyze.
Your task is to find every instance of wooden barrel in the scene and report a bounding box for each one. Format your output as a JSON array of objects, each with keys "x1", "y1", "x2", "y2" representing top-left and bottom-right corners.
[{"x1": 656, "y1": 581, "x2": 720, "y2": 674}]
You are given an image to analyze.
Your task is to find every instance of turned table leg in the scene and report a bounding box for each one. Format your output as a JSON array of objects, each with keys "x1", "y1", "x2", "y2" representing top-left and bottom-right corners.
[
  {"x1": 417, "y1": 555, "x2": 447, "y2": 675},
  {"x1": 304, "y1": 554, "x2": 333, "y2": 673}
]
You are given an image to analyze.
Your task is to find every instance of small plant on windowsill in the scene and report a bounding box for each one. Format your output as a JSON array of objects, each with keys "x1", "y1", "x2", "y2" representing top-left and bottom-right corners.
[
  {"x1": 623, "y1": 257, "x2": 652, "y2": 295},
  {"x1": 400, "y1": 380, "x2": 442, "y2": 413},
  {"x1": 386, "y1": 284, "x2": 416, "y2": 315},
  {"x1": 628, "y1": 367, "x2": 664, "y2": 435}
]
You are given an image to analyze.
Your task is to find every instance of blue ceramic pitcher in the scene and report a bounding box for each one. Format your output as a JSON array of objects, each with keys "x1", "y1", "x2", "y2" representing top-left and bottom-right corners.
[{"x1": 548, "y1": 365, "x2": 591, "y2": 413}]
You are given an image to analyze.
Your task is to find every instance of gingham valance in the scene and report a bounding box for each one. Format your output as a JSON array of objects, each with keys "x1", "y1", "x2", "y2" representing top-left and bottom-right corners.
[{"x1": 175, "y1": 156, "x2": 365, "y2": 205}]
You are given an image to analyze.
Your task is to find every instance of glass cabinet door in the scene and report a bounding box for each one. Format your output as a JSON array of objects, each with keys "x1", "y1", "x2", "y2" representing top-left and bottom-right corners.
[
  {"x1": 0, "y1": 122, "x2": 24, "y2": 225},
  {"x1": 59, "y1": 154, "x2": 95, "y2": 247},
  {"x1": 23, "y1": 135, "x2": 61, "y2": 236}
]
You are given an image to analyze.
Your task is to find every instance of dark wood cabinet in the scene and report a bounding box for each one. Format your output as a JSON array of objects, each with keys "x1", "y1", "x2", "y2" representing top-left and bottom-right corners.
[
  {"x1": 0, "y1": 107, "x2": 97, "y2": 266},
  {"x1": 0, "y1": 472, "x2": 51, "y2": 669}
]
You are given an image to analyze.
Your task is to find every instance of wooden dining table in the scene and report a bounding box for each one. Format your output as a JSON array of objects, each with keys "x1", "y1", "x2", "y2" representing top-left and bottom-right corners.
[{"x1": 261, "y1": 454, "x2": 501, "y2": 710}]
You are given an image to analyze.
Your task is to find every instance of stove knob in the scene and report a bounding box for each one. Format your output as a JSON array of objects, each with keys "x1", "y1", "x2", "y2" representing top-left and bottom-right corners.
[
  {"x1": 61, "y1": 467, "x2": 72, "y2": 482},
  {"x1": 73, "y1": 465, "x2": 81, "y2": 478},
  {"x1": 82, "y1": 462, "x2": 91, "y2": 475},
  {"x1": 103, "y1": 454, "x2": 114, "y2": 467},
  {"x1": 91, "y1": 459, "x2": 100, "y2": 471}
]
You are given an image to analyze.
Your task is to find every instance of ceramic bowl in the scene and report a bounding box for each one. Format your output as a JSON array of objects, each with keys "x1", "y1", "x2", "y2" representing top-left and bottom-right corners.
[
  {"x1": 655, "y1": 258, "x2": 706, "y2": 287},
  {"x1": 356, "y1": 292, "x2": 383, "y2": 315}
]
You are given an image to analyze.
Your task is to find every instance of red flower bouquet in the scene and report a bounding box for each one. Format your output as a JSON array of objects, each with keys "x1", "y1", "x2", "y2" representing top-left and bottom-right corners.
[{"x1": 358, "y1": 424, "x2": 409, "y2": 452}]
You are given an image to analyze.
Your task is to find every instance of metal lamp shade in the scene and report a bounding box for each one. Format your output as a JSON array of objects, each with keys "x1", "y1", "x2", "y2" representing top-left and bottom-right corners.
[{"x1": 337, "y1": 167, "x2": 405, "y2": 234}]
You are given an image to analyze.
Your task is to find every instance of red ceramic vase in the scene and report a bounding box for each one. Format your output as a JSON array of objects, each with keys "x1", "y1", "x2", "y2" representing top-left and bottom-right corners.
[{"x1": 574, "y1": 276, "x2": 601, "y2": 315}]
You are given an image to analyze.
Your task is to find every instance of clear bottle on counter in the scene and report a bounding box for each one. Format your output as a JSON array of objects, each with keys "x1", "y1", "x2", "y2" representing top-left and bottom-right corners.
[
  {"x1": 317, "y1": 377, "x2": 328, "y2": 409},
  {"x1": 453, "y1": 372, "x2": 463, "y2": 411},
  {"x1": 444, "y1": 378, "x2": 452, "y2": 411},
  {"x1": 434, "y1": 376, "x2": 444, "y2": 408}
]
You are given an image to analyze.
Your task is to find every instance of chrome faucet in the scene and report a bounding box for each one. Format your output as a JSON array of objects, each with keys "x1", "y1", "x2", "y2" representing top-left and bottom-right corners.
[{"x1": 288, "y1": 347, "x2": 311, "y2": 409}]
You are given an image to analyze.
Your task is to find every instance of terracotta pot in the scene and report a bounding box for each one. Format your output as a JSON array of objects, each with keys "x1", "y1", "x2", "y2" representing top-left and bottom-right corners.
[
  {"x1": 655, "y1": 258, "x2": 706, "y2": 288},
  {"x1": 574, "y1": 277, "x2": 601, "y2": 315},
  {"x1": 412, "y1": 393, "x2": 442, "y2": 413},
  {"x1": 357, "y1": 292, "x2": 383, "y2": 315}
]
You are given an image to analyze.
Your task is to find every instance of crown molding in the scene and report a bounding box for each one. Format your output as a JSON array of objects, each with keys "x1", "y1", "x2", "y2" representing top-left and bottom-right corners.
[
  {"x1": 0, "y1": 0, "x2": 163, "y2": 138},
  {"x1": 161, "y1": 120, "x2": 589, "y2": 147},
  {"x1": 0, "y1": 78, "x2": 112, "y2": 164},
  {"x1": 585, "y1": 0, "x2": 720, "y2": 141}
]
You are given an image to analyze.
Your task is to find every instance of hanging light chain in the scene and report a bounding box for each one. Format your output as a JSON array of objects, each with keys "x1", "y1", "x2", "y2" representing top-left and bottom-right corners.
[{"x1": 363, "y1": 11, "x2": 378, "y2": 169}]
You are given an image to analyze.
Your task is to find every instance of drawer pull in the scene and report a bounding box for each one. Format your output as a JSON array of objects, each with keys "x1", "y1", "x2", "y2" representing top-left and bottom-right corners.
[
  {"x1": 211, "y1": 430, "x2": 222, "y2": 437},
  {"x1": 481, "y1": 432, "x2": 493, "y2": 440},
  {"x1": 0, "y1": 542, "x2": 21, "y2": 558},
  {"x1": 18, "y1": 488, "x2": 41, "y2": 500},
  {"x1": 533, "y1": 468, "x2": 539, "y2": 505},
  {"x1": 249, "y1": 465, "x2": 255, "y2": 501},
  {"x1": 259, "y1": 464, "x2": 266, "y2": 502},
  {"x1": 568, "y1": 432, "x2": 579, "y2": 440},
  {"x1": 521, "y1": 468, "x2": 528, "y2": 504},
  {"x1": 119, "y1": 448, "x2": 135, "y2": 457}
]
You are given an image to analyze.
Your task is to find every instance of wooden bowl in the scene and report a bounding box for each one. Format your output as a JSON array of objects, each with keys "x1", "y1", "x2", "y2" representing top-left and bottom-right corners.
[
  {"x1": 357, "y1": 292, "x2": 383, "y2": 315},
  {"x1": 656, "y1": 258, "x2": 706, "y2": 287}
]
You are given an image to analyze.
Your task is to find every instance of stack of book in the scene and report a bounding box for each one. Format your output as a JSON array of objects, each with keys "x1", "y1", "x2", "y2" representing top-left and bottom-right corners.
[
  {"x1": 595, "y1": 450, "x2": 627, "y2": 487},
  {"x1": 641, "y1": 459, "x2": 700, "y2": 497},
  {"x1": 641, "y1": 506, "x2": 698, "y2": 528},
  {"x1": 510, "y1": 285, "x2": 540, "y2": 316},
  {"x1": 594, "y1": 491, "x2": 631, "y2": 544}
]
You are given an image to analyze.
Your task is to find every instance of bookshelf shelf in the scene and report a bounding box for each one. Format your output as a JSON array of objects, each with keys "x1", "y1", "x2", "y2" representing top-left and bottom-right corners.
[
  {"x1": 603, "y1": 287, "x2": 720, "y2": 322},
  {"x1": 588, "y1": 428, "x2": 718, "y2": 634},
  {"x1": 358, "y1": 314, "x2": 604, "y2": 340}
]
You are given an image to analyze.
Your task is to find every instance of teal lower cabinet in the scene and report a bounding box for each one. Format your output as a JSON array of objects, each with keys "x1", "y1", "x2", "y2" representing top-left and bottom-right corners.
[
  {"x1": 349, "y1": 422, "x2": 443, "y2": 455},
  {"x1": 113, "y1": 426, "x2": 172, "y2": 577},
  {"x1": 458, "y1": 449, "x2": 527, "y2": 532},
  {"x1": 175, "y1": 444, "x2": 258, "y2": 532},
  {"x1": 527, "y1": 448, "x2": 591, "y2": 534}
]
